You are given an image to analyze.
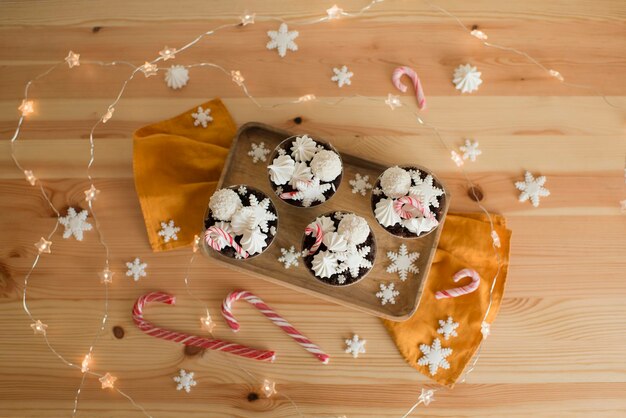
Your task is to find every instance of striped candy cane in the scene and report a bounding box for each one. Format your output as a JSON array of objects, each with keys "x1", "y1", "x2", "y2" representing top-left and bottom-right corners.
[
  {"x1": 304, "y1": 222, "x2": 324, "y2": 255},
  {"x1": 133, "y1": 292, "x2": 275, "y2": 362},
  {"x1": 393, "y1": 196, "x2": 426, "y2": 219},
  {"x1": 392, "y1": 66, "x2": 427, "y2": 110},
  {"x1": 222, "y1": 290, "x2": 330, "y2": 364},
  {"x1": 435, "y1": 269, "x2": 481, "y2": 299},
  {"x1": 204, "y1": 226, "x2": 248, "y2": 258}
]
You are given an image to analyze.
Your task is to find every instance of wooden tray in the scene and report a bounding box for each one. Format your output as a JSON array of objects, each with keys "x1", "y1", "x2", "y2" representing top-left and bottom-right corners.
[{"x1": 204, "y1": 122, "x2": 449, "y2": 321}]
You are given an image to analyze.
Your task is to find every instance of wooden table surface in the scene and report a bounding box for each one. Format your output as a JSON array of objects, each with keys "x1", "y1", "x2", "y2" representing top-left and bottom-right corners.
[{"x1": 1, "y1": 1, "x2": 624, "y2": 416}]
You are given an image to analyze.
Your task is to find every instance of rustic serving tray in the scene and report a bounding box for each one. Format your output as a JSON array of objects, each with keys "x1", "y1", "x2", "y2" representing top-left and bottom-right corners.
[{"x1": 204, "y1": 122, "x2": 449, "y2": 321}]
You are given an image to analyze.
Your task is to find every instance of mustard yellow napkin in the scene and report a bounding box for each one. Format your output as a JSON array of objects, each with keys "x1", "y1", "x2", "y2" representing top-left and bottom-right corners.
[
  {"x1": 133, "y1": 99, "x2": 237, "y2": 251},
  {"x1": 383, "y1": 213, "x2": 511, "y2": 387}
]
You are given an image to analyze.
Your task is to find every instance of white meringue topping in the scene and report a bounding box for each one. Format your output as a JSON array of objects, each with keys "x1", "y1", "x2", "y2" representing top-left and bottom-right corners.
[
  {"x1": 311, "y1": 250, "x2": 339, "y2": 278},
  {"x1": 374, "y1": 197, "x2": 402, "y2": 227},
  {"x1": 268, "y1": 154, "x2": 296, "y2": 185}
]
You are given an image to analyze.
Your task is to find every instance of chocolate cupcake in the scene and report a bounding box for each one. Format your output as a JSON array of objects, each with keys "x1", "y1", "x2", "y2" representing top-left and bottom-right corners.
[
  {"x1": 302, "y1": 211, "x2": 376, "y2": 286},
  {"x1": 371, "y1": 166, "x2": 446, "y2": 238},
  {"x1": 204, "y1": 185, "x2": 278, "y2": 259},
  {"x1": 267, "y1": 135, "x2": 342, "y2": 208}
]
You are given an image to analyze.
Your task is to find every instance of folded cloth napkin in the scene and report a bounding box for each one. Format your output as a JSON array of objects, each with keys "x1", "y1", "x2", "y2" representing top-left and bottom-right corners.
[
  {"x1": 382, "y1": 213, "x2": 511, "y2": 387},
  {"x1": 133, "y1": 99, "x2": 237, "y2": 252}
]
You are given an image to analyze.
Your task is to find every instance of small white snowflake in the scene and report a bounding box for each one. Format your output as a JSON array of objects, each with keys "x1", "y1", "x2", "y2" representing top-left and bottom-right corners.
[
  {"x1": 173, "y1": 369, "x2": 197, "y2": 393},
  {"x1": 248, "y1": 142, "x2": 270, "y2": 163},
  {"x1": 59, "y1": 207, "x2": 93, "y2": 241},
  {"x1": 191, "y1": 106, "x2": 212, "y2": 128},
  {"x1": 334, "y1": 211, "x2": 345, "y2": 220},
  {"x1": 437, "y1": 316, "x2": 459, "y2": 340},
  {"x1": 292, "y1": 178, "x2": 331, "y2": 207},
  {"x1": 349, "y1": 173, "x2": 372, "y2": 196},
  {"x1": 269, "y1": 226, "x2": 277, "y2": 236},
  {"x1": 459, "y1": 139, "x2": 481, "y2": 162},
  {"x1": 515, "y1": 171, "x2": 550, "y2": 208},
  {"x1": 266, "y1": 23, "x2": 299, "y2": 58},
  {"x1": 237, "y1": 185, "x2": 247, "y2": 195},
  {"x1": 338, "y1": 246, "x2": 372, "y2": 278},
  {"x1": 417, "y1": 338, "x2": 452, "y2": 375},
  {"x1": 386, "y1": 244, "x2": 419, "y2": 281},
  {"x1": 275, "y1": 186, "x2": 284, "y2": 196},
  {"x1": 337, "y1": 274, "x2": 346, "y2": 284},
  {"x1": 408, "y1": 169, "x2": 422, "y2": 185},
  {"x1": 277, "y1": 148, "x2": 286, "y2": 156},
  {"x1": 278, "y1": 246, "x2": 300, "y2": 269},
  {"x1": 158, "y1": 220, "x2": 180, "y2": 243},
  {"x1": 345, "y1": 334, "x2": 366, "y2": 358},
  {"x1": 376, "y1": 282, "x2": 400, "y2": 305},
  {"x1": 410, "y1": 174, "x2": 444, "y2": 208},
  {"x1": 248, "y1": 194, "x2": 277, "y2": 233},
  {"x1": 331, "y1": 65, "x2": 353, "y2": 88},
  {"x1": 371, "y1": 187, "x2": 383, "y2": 196},
  {"x1": 125, "y1": 258, "x2": 147, "y2": 281}
]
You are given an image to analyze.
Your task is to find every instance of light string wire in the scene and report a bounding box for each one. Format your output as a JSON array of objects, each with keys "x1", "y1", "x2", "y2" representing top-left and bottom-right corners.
[{"x1": 6, "y1": 0, "x2": 616, "y2": 416}]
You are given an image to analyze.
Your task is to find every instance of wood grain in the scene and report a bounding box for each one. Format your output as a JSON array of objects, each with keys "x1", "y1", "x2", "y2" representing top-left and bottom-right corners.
[{"x1": 0, "y1": 0, "x2": 625, "y2": 417}]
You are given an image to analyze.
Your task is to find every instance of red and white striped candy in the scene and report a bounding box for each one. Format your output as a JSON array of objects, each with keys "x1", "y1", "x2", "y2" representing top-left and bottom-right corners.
[
  {"x1": 392, "y1": 66, "x2": 427, "y2": 110},
  {"x1": 304, "y1": 222, "x2": 323, "y2": 255},
  {"x1": 435, "y1": 268, "x2": 481, "y2": 299},
  {"x1": 279, "y1": 190, "x2": 299, "y2": 201},
  {"x1": 204, "y1": 226, "x2": 248, "y2": 258},
  {"x1": 132, "y1": 292, "x2": 274, "y2": 361},
  {"x1": 393, "y1": 196, "x2": 426, "y2": 219},
  {"x1": 222, "y1": 290, "x2": 330, "y2": 364}
]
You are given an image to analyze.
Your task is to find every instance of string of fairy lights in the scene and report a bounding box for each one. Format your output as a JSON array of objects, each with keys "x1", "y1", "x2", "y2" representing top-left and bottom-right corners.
[{"x1": 7, "y1": 0, "x2": 617, "y2": 416}]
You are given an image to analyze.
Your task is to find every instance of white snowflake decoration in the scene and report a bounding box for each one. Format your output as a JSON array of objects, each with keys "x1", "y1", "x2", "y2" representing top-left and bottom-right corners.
[
  {"x1": 278, "y1": 246, "x2": 300, "y2": 269},
  {"x1": 371, "y1": 187, "x2": 383, "y2": 196},
  {"x1": 417, "y1": 338, "x2": 452, "y2": 376},
  {"x1": 345, "y1": 334, "x2": 366, "y2": 358},
  {"x1": 292, "y1": 178, "x2": 331, "y2": 207},
  {"x1": 331, "y1": 65, "x2": 353, "y2": 88},
  {"x1": 515, "y1": 171, "x2": 550, "y2": 208},
  {"x1": 158, "y1": 220, "x2": 180, "y2": 243},
  {"x1": 248, "y1": 194, "x2": 277, "y2": 233},
  {"x1": 334, "y1": 211, "x2": 345, "y2": 220},
  {"x1": 337, "y1": 274, "x2": 346, "y2": 284},
  {"x1": 437, "y1": 316, "x2": 459, "y2": 341},
  {"x1": 349, "y1": 173, "x2": 372, "y2": 196},
  {"x1": 376, "y1": 282, "x2": 400, "y2": 305},
  {"x1": 459, "y1": 139, "x2": 482, "y2": 162},
  {"x1": 386, "y1": 244, "x2": 419, "y2": 281},
  {"x1": 248, "y1": 142, "x2": 270, "y2": 163},
  {"x1": 237, "y1": 185, "x2": 247, "y2": 195},
  {"x1": 270, "y1": 226, "x2": 277, "y2": 236},
  {"x1": 411, "y1": 174, "x2": 444, "y2": 208},
  {"x1": 125, "y1": 258, "x2": 147, "y2": 281},
  {"x1": 338, "y1": 246, "x2": 372, "y2": 278},
  {"x1": 59, "y1": 207, "x2": 93, "y2": 241},
  {"x1": 173, "y1": 369, "x2": 197, "y2": 393},
  {"x1": 191, "y1": 106, "x2": 212, "y2": 128},
  {"x1": 266, "y1": 23, "x2": 299, "y2": 58}
]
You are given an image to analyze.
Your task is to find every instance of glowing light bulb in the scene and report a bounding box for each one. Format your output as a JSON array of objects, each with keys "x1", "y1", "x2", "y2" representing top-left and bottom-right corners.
[
  {"x1": 31, "y1": 320, "x2": 48, "y2": 335},
  {"x1": 491, "y1": 230, "x2": 501, "y2": 248},
  {"x1": 65, "y1": 50, "x2": 80, "y2": 68},
  {"x1": 326, "y1": 5, "x2": 344, "y2": 19},
  {"x1": 84, "y1": 184, "x2": 100, "y2": 202},
  {"x1": 416, "y1": 117, "x2": 424, "y2": 125},
  {"x1": 35, "y1": 237, "x2": 52, "y2": 254},
  {"x1": 548, "y1": 69, "x2": 564, "y2": 82},
  {"x1": 385, "y1": 93, "x2": 401, "y2": 110},
  {"x1": 81, "y1": 354, "x2": 91, "y2": 373},
  {"x1": 240, "y1": 11, "x2": 255, "y2": 26},
  {"x1": 450, "y1": 150, "x2": 464, "y2": 167},
  {"x1": 99, "y1": 267, "x2": 114, "y2": 284},
  {"x1": 418, "y1": 388, "x2": 435, "y2": 406},
  {"x1": 159, "y1": 46, "x2": 176, "y2": 61},
  {"x1": 102, "y1": 107, "x2": 114, "y2": 123},
  {"x1": 192, "y1": 234, "x2": 201, "y2": 253},
  {"x1": 260, "y1": 379, "x2": 277, "y2": 398},
  {"x1": 231, "y1": 70, "x2": 245, "y2": 86},
  {"x1": 140, "y1": 62, "x2": 158, "y2": 78},
  {"x1": 481, "y1": 321, "x2": 491, "y2": 339},
  {"x1": 470, "y1": 29, "x2": 488, "y2": 40},
  {"x1": 200, "y1": 311, "x2": 216, "y2": 333},
  {"x1": 19, "y1": 99, "x2": 34, "y2": 116},
  {"x1": 24, "y1": 170, "x2": 37, "y2": 186},
  {"x1": 297, "y1": 94, "x2": 316, "y2": 102},
  {"x1": 99, "y1": 373, "x2": 117, "y2": 389}
]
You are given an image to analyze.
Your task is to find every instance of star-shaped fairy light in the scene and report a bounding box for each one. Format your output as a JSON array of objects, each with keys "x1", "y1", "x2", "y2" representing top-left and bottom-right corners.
[
  {"x1": 31, "y1": 320, "x2": 48, "y2": 335},
  {"x1": 84, "y1": 184, "x2": 100, "y2": 202},
  {"x1": 101, "y1": 107, "x2": 114, "y2": 123},
  {"x1": 231, "y1": 70, "x2": 245, "y2": 86},
  {"x1": 81, "y1": 354, "x2": 91, "y2": 373},
  {"x1": 99, "y1": 267, "x2": 114, "y2": 284},
  {"x1": 35, "y1": 237, "x2": 52, "y2": 254},
  {"x1": 65, "y1": 50, "x2": 80, "y2": 68},
  {"x1": 261, "y1": 379, "x2": 277, "y2": 398},
  {"x1": 240, "y1": 11, "x2": 255, "y2": 26},
  {"x1": 515, "y1": 171, "x2": 550, "y2": 207},
  {"x1": 159, "y1": 46, "x2": 176, "y2": 61},
  {"x1": 24, "y1": 170, "x2": 37, "y2": 186},
  {"x1": 385, "y1": 93, "x2": 402, "y2": 110},
  {"x1": 99, "y1": 373, "x2": 117, "y2": 389},
  {"x1": 200, "y1": 311, "x2": 216, "y2": 333},
  {"x1": 192, "y1": 234, "x2": 201, "y2": 253},
  {"x1": 140, "y1": 62, "x2": 158, "y2": 78},
  {"x1": 19, "y1": 99, "x2": 34, "y2": 116},
  {"x1": 326, "y1": 5, "x2": 344, "y2": 19},
  {"x1": 418, "y1": 388, "x2": 435, "y2": 406}
]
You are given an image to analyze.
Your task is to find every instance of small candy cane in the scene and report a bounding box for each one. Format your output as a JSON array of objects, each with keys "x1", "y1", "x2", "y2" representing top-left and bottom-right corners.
[
  {"x1": 304, "y1": 222, "x2": 323, "y2": 255},
  {"x1": 435, "y1": 268, "x2": 481, "y2": 299},
  {"x1": 204, "y1": 226, "x2": 248, "y2": 258},
  {"x1": 393, "y1": 196, "x2": 426, "y2": 219},
  {"x1": 279, "y1": 190, "x2": 299, "y2": 201},
  {"x1": 132, "y1": 292, "x2": 275, "y2": 361},
  {"x1": 392, "y1": 66, "x2": 427, "y2": 110},
  {"x1": 222, "y1": 290, "x2": 330, "y2": 364}
]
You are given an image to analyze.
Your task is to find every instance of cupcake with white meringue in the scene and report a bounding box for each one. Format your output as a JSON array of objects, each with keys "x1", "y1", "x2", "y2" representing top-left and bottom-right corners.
[
  {"x1": 203, "y1": 185, "x2": 278, "y2": 259},
  {"x1": 302, "y1": 211, "x2": 376, "y2": 286},
  {"x1": 371, "y1": 166, "x2": 446, "y2": 238},
  {"x1": 267, "y1": 135, "x2": 343, "y2": 207}
]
